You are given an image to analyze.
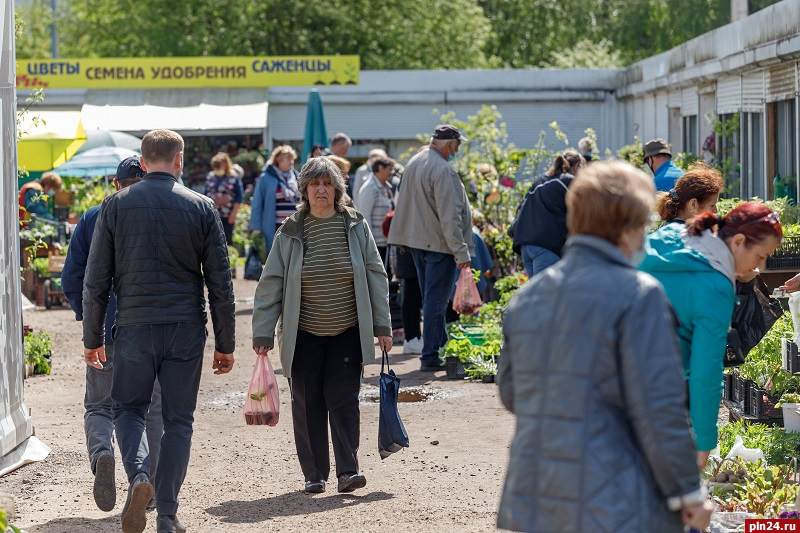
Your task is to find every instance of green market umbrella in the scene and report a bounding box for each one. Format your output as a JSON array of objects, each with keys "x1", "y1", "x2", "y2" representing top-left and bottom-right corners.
[{"x1": 302, "y1": 90, "x2": 328, "y2": 164}]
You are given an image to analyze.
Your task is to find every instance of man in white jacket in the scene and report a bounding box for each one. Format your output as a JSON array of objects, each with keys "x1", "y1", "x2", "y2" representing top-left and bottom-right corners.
[{"x1": 387, "y1": 125, "x2": 474, "y2": 371}]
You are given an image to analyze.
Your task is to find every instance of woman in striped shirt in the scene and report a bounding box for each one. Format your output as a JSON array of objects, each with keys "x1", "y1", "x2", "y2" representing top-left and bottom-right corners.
[{"x1": 252, "y1": 156, "x2": 392, "y2": 495}]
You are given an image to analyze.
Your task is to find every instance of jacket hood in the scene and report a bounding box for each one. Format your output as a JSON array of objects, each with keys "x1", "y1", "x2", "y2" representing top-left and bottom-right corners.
[
  {"x1": 279, "y1": 206, "x2": 364, "y2": 239},
  {"x1": 640, "y1": 224, "x2": 735, "y2": 287}
]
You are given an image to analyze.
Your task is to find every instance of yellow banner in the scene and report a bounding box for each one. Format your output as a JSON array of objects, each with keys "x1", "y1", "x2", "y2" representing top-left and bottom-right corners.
[{"x1": 16, "y1": 55, "x2": 360, "y2": 89}]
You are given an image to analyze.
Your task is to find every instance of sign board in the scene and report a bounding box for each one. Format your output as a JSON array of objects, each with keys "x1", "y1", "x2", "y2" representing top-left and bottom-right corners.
[{"x1": 17, "y1": 55, "x2": 360, "y2": 89}]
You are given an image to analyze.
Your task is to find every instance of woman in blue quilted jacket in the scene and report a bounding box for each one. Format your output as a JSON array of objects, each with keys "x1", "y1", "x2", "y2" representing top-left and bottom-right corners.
[{"x1": 498, "y1": 161, "x2": 712, "y2": 533}]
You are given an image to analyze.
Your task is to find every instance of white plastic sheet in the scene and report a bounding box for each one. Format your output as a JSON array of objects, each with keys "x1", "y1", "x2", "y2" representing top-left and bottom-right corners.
[
  {"x1": 788, "y1": 292, "x2": 800, "y2": 345},
  {"x1": 0, "y1": 436, "x2": 51, "y2": 477}
]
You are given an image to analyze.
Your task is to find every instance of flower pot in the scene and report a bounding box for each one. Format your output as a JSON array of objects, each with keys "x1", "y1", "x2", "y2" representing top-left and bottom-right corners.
[
  {"x1": 54, "y1": 190, "x2": 74, "y2": 206},
  {"x1": 782, "y1": 403, "x2": 800, "y2": 433}
]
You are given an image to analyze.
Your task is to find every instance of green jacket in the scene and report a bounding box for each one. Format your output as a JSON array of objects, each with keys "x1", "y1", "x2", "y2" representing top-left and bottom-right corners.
[
  {"x1": 252, "y1": 207, "x2": 392, "y2": 379},
  {"x1": 639, "y1": 224, "x2": 736, "y2": 451}
]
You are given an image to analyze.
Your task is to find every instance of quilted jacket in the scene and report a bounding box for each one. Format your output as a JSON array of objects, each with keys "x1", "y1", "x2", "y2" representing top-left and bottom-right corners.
[
  {"x1": 82, "y1": 172, "x2": 235, "y2": 354},
  {"x1": 497, "y1": 235, "x2": 701, "y2": 533}
]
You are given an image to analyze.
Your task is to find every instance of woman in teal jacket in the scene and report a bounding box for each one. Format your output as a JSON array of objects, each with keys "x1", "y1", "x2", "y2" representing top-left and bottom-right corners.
[{"x1": 640, "y1": 202, "x2": 782, "y2": 468}]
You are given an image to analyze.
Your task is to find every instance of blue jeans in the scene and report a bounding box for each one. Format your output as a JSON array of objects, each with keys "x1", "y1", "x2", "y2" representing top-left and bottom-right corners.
[
  {"x1": 410, "y1": 249, "x2": 457, "y2": 366},
  {"x1": 84, "y1": 343, "x2": 163, "y2": 480},
  {"x1": 521, "y1": 244, "x2": 560, "y2": 279},
  {"x1": 112, "y1": 323, "x2": 207, "y2": 517}
]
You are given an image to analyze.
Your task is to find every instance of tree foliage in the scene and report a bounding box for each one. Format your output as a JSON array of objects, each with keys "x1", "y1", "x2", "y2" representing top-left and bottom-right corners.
[
  {"x1": 16, "y1": 0, "x2": 783, "y2": 69},
  {"x1": 16, "y1": 0, "x2": 492, "y2": 69}
]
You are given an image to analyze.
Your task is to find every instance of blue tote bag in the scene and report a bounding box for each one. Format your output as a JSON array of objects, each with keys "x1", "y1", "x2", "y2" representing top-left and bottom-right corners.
[{"x1": 378, "y1": 349, "x2": 409, "y2": 459}]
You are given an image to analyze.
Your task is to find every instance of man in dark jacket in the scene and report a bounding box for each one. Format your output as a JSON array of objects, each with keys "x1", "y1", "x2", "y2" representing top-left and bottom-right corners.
[
  {"x1": 82, "y1": 129, "x2": 235, "y2": 533},
  {"x1": 62, "y1": 156, "x2": 163, "y2": 514}
]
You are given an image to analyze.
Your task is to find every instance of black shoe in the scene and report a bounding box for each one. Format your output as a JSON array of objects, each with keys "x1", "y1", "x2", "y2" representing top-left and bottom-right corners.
[
  {"x1": 337, "y1": 473, "x2": 366, "y2": 493},
  {"x1": 121, "y1": 472, "x2": 153, "y2": 533},
  {"x1": 146, "y1": 498, "x2": 156, "y2": 512},
  {"x1": 157, "y1": 515, "x2": 187, "y2": 533},
  {"x1": 420, "y1": 363, "x2": 445, "y2": 372},
  {"x1": 304, "y1": 480, "x2": 326, "y2": 493},
  {"x1": 93, "y1": 452, "x2": 116, "y2": 512}
]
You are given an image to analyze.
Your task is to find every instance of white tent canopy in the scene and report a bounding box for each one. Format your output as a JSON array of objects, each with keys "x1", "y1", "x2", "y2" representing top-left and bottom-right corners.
[
  {"x1": 17, "y1": 110, "x2": 83, "y2": 139},
  {"x1": 80, "y1": 102, "x2": 268, "y2": 136}
]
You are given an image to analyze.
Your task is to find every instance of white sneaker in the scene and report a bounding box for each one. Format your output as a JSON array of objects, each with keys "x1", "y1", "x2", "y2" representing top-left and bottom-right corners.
[{"x1": 403, "y1": 337, "x2": 423, "y2": 354}]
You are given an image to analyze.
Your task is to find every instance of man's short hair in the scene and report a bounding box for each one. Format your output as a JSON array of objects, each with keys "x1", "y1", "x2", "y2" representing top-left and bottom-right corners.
[
  {"x1": 578, "y1": 137, "x2": 593, "y2": 154},
  {"x1": 141, "y1": 129, "x2": 184, "y2": 165},
  {"x1": 330, "y1": 132, "x2": 352, "y2": 147},
  {"x1": 567, "y1": 161, "x2": 654, "y2": 245}
]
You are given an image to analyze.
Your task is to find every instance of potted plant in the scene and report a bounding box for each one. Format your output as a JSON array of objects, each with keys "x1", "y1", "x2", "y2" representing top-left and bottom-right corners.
[
  {"x1": 777, "y1": 392, "x2": 800, "y2": 433},
  {"x1": 23, "y1": 331, "x2": 53, "y2": 377}
]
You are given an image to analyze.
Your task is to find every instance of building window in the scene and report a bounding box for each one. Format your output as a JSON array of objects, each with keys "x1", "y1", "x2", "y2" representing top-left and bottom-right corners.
[
  {"x1": 717, "y1": 113, "x2": 740, "y2": 198},
  {"x1": 741, "y1": 112, "x2": 765, "y2": 199},
  {"x1": 775, "y1": 99, "x2": 797, "y2": 190},
  {"x1": 682, "y1": 115, "x2": 698, "y2": 154}
]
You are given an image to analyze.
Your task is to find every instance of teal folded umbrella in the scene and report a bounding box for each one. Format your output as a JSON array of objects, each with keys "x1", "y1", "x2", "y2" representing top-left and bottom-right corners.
[{"x1": 302, "y1": 90, "x2": 328, "y2": 164}]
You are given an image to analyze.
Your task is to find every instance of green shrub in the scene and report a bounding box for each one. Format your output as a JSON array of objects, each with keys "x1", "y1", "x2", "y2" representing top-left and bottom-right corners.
[{"x1": 24, "y1": 331, "x2": 52, "y2": 375}]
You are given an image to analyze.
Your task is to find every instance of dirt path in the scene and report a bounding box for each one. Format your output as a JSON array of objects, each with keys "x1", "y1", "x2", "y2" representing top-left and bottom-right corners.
[{"x1": 3, "y1": 275, "x2": 514, "y2": 532}]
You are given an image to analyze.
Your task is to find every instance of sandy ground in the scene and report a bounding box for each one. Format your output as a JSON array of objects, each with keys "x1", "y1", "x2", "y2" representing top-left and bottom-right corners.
[{"x1": 2, "y1": 273, "x2": 514, "y2": 532}]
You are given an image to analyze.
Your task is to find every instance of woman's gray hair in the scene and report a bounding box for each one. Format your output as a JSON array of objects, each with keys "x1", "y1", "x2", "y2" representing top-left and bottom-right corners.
[{"x1": 296, "y1": 156, "x2": 349, "y2": 212}]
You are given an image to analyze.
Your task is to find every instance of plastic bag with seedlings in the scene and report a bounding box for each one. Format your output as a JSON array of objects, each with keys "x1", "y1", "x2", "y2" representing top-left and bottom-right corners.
[
  {"x1": 243, "y1": 354, "x2": 280, "y2": 427},
  {"x1": 452, "y1": 267, "x2": 482, "y2": 315}
]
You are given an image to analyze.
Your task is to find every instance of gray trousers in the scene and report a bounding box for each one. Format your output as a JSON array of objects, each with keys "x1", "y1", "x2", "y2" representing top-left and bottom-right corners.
[
  {"x1": 85, "y1": 344, "x2": 164, "y2": 479},
  {"x1": 112, "y1": 323, "x2": 207, "y2": 517}
]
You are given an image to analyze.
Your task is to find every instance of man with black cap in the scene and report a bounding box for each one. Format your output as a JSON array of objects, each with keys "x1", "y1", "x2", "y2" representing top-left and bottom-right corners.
[
  {"x1": 644, "y1": 138, "x2": 684, "y2": 192},
  {"x1": 388, "y1": 124, "x2": 474, "y2": 371},
  {"x1": 62, "y1": 156, "x2": 164, "y2": 514}
]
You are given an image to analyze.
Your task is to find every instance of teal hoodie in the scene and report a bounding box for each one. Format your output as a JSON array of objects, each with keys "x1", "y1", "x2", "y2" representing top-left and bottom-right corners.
[{"x1": 639, "y1": 224, "x2": 736, "y2": 451}]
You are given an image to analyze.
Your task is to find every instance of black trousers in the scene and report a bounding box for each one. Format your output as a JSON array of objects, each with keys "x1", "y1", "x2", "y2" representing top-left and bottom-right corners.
[
  {"x1": 220, "y1": 220, "x2": 234, "y2": 246},
  {"x1": 401, "y1": 277, "x2": 422, "y2": 340},
  {"x1": 290, "y1": 326, "x2": 362, "y2": 481}
]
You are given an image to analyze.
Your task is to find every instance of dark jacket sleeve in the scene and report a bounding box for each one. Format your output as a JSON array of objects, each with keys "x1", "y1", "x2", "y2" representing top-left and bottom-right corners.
[
  {"x1": 202, "y1": 207, "x2": 236, "y2": 353},
  {"x1": 61, "y1": 212, "x2": 92, "y2": 319},
  {"x1": 618, "y1": 280, "x2": 701, "y2": 500},
  {"x1": 82, "y1": 199, "x2": 115, "y2": 349}
]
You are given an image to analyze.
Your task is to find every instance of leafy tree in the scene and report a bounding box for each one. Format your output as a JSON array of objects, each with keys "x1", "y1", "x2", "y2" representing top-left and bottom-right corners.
[
  {"x1": 16, "y1": 0, "x2": 493, "y2": 69},
  {"x1": 15, "y1": 0, "x2": 785, "y2": 69},
  {"x1": 550, "y1": 38, "x2": 622, "y2": 69}
]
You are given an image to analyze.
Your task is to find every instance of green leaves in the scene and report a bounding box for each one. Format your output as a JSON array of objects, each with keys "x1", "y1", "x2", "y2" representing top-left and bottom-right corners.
[
  {"x1": 24, "y1": 331, "x2": 53, "y2": 375},
  {"x1": 718, "y1": 419, "x2": 800, "y2": 467},
  {"x1": 17, "y1": 0, "x2": 782, "y2": 69}
]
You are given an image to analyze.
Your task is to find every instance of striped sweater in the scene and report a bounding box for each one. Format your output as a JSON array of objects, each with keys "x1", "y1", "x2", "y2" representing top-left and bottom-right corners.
[{"x1": 298, "y1": 212, "x2": 359, "y2": 336}]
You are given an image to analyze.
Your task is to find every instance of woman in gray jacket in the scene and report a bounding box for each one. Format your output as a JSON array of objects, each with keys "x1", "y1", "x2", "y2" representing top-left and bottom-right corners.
[
  {"x1": 497, "y1": 161, "x2": 713, "y2": 533},
  {"x1": 252, "y1": 157, "x2": 392, "y2": 495}
]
